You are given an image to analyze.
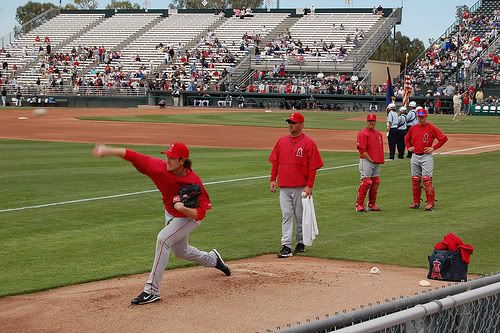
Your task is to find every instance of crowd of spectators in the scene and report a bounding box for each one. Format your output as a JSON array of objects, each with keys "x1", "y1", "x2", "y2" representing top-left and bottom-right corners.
[
  {"x1": 252, "y1": 26, "x2": 364, "y2": 64},
  {"x1": 241, "y1": 69, "x2": 377, "y2": 95},
  {"x1": 409, "y1": 5, "x2": 499, "y2": 91}
]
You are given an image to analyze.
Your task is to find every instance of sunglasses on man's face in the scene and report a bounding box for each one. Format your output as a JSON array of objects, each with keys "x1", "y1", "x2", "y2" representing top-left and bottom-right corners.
[{"x1": 287, "y1": 120, "x2": 298, "y2": 125}]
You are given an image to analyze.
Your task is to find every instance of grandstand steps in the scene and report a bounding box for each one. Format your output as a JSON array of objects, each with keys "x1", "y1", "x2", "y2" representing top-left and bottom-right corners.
[
  {"x1": 11, "y1": 14, "x2": 107, "y2": 81},
  {"x1": 53, "y1": 16, "x2": 107, "y2": 55},
  {"x1": 351, "y1": 8, "x2": 401, "y2": 72},
  {"x1": 219, "y1": 16, "x2": 301, "y2": 89},
  {"x1": 261, "y1": 16, "x2": 301, "y2": 45},
  {"x1": 113, "y1": 16, "x2": 164, "y2": 53},
  {"x1": 183, "y1": 15, "x2": 227, "y2": 53},
  {"x1": 77, "y1": 15, "x2": 164, "y2": 79},
  {"x1": 153, "y1": 15, "x2": 227, "y2": 77},
  {"x1": 466, "y1": 35, "x2": 500, "y2": 87}
]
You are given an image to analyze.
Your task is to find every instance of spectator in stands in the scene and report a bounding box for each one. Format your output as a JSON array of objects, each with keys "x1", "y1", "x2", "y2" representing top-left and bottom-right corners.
[
  {"x1": 44, "y1": 36, "x2": 50, "y2": 44},
  {"x1": 475, "y1": 89, "x2": 484, "y2": 104},
  {"x1": 377, "y1": 4, "x2": 383, "y2": 15},
  {"x1": 434, "y1": 98, "x2": 442, "y2": 114},
  {"x1": 1, "y1": 86, "x2": 6, "y2": 107},
  {"x1": 245, "y1": 7, "x2": 253, "y2": 17},
  {"x1": 463, "y1": 91, "x2": 470, "y2": 114},
  {"x1": 15, "y1": 88, "x2": 22, "y2": 107},
  {"x1": 279, "y1": 63, "x2": 286, "y2": 77}
]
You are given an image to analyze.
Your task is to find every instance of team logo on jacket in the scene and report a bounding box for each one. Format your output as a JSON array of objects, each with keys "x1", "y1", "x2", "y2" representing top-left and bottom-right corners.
[
  {"x1": 296, "y1": 147, "x2": 303, "y2": 157},
  {"x1": 423, "y1": 133, "x2": 429, "y2": 143},
  {"x1": 431, "y1": 259, "x2": 442, "y2": 279}
]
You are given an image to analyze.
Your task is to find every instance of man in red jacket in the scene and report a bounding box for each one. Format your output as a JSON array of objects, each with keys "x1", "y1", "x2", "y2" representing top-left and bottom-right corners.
[
  {"x1": 404, "y1": 108, "x2": 448, "y2": 211},
  {"x1": 92, "y1": 142, "x2": 231, "y2": 305},
  {"x1": 355, "y1": 113, "x2": 385, "y2": 212},
  {"x1": 269, "y1": 112, "x2": 324, "y2": 257}
]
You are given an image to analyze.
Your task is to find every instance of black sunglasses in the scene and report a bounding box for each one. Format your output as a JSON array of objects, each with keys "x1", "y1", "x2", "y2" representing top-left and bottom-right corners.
[{"x1": 287, "y1": 120, "x2": 298, "y2": 124}]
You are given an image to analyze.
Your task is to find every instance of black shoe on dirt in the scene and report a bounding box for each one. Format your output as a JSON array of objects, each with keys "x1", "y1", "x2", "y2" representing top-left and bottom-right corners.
[
  {"x1": 131, "y1": 292, "x2": 160, "y2": 305},
  {"x1": 278, "y1": 245, "x2": 293, "y2": 258},
  {"x1": 294, "y1": 243, "x2": 305, "y2": 254},
  {"x1": 212, "y1": 249, "x2": 231, "y2": 276}
]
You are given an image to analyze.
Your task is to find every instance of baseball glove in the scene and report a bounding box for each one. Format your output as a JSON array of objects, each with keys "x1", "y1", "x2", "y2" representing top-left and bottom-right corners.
[{"x1": 173, "y1": 184, "x2": 202, "y2": 208}]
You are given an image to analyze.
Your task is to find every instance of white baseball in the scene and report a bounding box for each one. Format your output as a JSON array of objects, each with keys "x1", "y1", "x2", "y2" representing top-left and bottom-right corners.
[
  {"x1": 419, "y1": 279, "x2": 431, "y2": 287},
  {"x1": 33, "y1": 108, "x2": 48, "y2": 116},
  {"x1": 301, "y1": 192, "x2": 307, "y2": 198}
]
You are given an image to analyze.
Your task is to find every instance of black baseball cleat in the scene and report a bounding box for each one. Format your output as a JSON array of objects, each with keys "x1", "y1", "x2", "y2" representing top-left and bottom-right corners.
[
  {"x1": 278, "y1": 245, "x2": 293, "y2": 258},
  {"x1": 131, "y1": 292, "x2": 161, "y2": 305},
  {"x1": 294, "y1": 243, "x2": 305, "y2": 254},
  {"x1": 212, "y1": 249, "x2": 231, "y2": 276}
]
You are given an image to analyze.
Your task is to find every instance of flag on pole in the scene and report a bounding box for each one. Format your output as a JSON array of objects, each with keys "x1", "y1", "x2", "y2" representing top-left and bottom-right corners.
[
  {"x1": 386, "y1": 67, "x2": 394, "y2": 106},
  {"x1": 402, "y1": 74, "x2": 412, "y2": 106}
]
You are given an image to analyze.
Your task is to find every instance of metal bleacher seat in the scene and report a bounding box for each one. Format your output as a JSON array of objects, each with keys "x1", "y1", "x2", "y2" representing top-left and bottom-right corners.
[{"x1": 88, "y1": 13, "x2": 220, "y2": 81}]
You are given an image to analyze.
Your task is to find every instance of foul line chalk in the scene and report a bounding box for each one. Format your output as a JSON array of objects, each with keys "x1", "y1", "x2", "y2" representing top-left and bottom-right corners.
[{"x1": 1, "y1": 144, "x2": 498, "y2": 213}]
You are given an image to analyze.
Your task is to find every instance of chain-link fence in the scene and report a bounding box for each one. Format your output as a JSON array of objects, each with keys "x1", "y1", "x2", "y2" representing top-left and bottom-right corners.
[
  {"x1": 333, "y1": 282, "x2": 499, "y2": 333},
  {"x1": 265, "y1": 273, "x2": 500, "y2": 333}
]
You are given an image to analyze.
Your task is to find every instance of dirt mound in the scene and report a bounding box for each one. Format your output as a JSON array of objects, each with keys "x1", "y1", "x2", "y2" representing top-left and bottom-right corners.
[{"x1": 0, "y1": 255, "x2": 450, "y2": 333}]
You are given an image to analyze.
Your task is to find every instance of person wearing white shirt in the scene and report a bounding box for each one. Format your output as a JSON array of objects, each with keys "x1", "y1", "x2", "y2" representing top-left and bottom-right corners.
[{"x1": 386, "y1": 103, "x2": 399, "y2": 160}]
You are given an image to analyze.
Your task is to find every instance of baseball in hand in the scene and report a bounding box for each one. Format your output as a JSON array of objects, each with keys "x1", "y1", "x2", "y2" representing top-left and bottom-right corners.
[{"x1": 301, "y1": 192, "x2": 307, "y2": 198}]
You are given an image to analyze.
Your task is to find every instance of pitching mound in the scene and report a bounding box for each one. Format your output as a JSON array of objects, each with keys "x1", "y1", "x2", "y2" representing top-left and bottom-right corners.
[{"x1": 0, "y1": 255, "x2": 451, "y2": 333}]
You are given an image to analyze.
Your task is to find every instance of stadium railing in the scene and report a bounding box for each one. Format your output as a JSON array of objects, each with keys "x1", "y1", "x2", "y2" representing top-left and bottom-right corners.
[{"x1": 0, "y1": 85, "x2": 147, "y2": 97}]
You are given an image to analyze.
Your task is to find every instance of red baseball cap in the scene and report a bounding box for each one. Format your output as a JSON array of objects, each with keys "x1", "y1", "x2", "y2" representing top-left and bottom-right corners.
[
  {"x1": 286, "y1": 112, "x2": 305, "y2": 123},
  {"x1": 161, "y1": 142, "x2": 190, "y2": 158},
  {"x1": 416, "y1": 107, "x2": 428, "y2": 117},
  {"x1": 367, "y1": 113, "x2": 377, "y2": 121}
]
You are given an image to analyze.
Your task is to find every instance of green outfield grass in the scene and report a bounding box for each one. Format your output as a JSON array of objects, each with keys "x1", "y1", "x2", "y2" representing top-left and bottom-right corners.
[
  {"x1": 1, "y1": 139, "x2": 499, "y2": 297},
  {"x1": 79, "y1": 111, "x2": 500, "y2": 134}
]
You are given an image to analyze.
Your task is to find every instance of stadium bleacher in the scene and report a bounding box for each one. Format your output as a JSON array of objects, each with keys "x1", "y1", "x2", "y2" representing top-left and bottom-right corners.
[{"x1": 9, "y1": 5, "x2": 492, "y2": 107}]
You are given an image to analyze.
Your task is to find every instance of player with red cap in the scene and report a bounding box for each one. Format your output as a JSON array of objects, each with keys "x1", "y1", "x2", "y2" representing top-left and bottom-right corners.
[
  {"x1": 92, "y1": 143, "x2": 231, "y2": 305},
  {"x1": 404, "y1": 107, "x2": 448, "y2": 211},
  {"x1": 355, "y1": 113, "x2": 385, "y2": 212},
  {"x1": 269, "y1": 112, "x2": 323, "y2": 258}
]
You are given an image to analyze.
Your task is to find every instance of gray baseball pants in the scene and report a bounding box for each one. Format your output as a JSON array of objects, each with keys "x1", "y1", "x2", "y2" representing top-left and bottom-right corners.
[
  {"x1": 359, "y1": 159, "x2": 381, "y2": 179},
  {"x1": 144, "y1": 211, "x2": 217, "y2": 296},
  {"x1": 411, "y1": 154, "x2": 434, "y2": 177},
  {"x1": 279, "y1": 187, "x2": 304, "y2": 247}
]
